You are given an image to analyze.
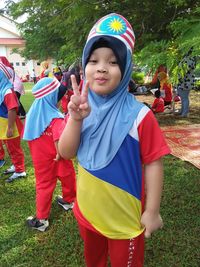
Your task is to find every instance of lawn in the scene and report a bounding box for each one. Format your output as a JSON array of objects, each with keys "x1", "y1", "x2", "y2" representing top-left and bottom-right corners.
[{"x1": 0, "y1": 83, "x2": 199, "y2": 267}]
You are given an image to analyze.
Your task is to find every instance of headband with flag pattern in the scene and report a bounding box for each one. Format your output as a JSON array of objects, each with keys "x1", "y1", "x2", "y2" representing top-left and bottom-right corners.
[
  {"x1": 87, "y1": 13, "x2": 135, "y2": 53},
  {"x1": 32, "y1": 77, "x2": 60, "y2": 99}
]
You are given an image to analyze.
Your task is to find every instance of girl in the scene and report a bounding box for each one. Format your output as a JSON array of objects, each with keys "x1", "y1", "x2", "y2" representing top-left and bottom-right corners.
[
  {"x1": 0, "y1": 63, "x2": 26, "y2": 183},
  {"x1": 158, "y1": 71, "x2": 173, "y2": 106},
  {"x1": 23, "y1": 77, "x2": 76, "y2": 232},
  {"x1": 59, "y1": 13, "x2": 170, "y2": 267}
]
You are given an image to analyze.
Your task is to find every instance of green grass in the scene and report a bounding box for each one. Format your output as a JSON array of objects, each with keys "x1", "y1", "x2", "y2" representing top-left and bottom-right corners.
[{"x1": 0, "y1": 83, "x2": 199, "y2": 266}]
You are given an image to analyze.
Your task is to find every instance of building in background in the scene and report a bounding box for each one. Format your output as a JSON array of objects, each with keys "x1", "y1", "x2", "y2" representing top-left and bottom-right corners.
[{"x1": 0, "y1": 14, "x2": 53, "y2": 80}]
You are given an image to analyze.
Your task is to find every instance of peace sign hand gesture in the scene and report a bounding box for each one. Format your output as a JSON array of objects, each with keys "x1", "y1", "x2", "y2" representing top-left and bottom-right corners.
[{"x1": 68, "y1": 75, "x2": 91, "y2": 121}]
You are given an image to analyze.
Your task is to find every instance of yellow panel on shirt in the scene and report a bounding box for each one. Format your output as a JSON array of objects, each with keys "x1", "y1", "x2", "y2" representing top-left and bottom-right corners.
[
  {"x1": 0, "y1": 117, "x2": 19, "y2": 139},
  {"x1": 77, "y1": 164, "x2": 145, "y2": 239}
]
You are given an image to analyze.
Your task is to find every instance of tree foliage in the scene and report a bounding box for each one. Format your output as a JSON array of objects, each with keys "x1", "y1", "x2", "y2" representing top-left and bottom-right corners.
[{"x1": 3, "y1": 0, "x2": 200, "y2": 78}]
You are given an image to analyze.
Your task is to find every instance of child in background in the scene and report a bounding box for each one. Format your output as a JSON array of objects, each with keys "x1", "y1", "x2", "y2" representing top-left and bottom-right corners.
[
  {"x1": 0, "y1": 63, "x2": 26, "y2": 182},
  {"x1": 0, "y1": 56, "x2": 26, "y2": 118},
  {"x1": 53, "y1": 66, "x2": 63, "y2": 82},
  {"x1": 61, "y1": 66, "x2": 83, "y2": 114},
  {"x1": 58, "y1": 13, "x2": 170, "y2": 266},
  {"x1": 22, "y1": 77, "x2": 76, "y2": 232},
  {"x1": 150, "y1": 64, "x2": 168, "y2": 89},
  {"x1": 158, "y1": 71, "x2": 172, "y2": 106},
  {"x1": 151, "y1": 89, "x2": 164, "y2": 113}
]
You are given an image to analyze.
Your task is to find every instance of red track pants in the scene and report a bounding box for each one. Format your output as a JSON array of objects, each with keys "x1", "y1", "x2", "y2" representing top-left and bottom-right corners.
[
  {"x1": 0, "y1": 140, "x2": 5, "y2": 159},
  {"x1": 35, "y1": 163, "x2": 76, "y2": 219},
  {"x1": 1, "y1": 137, "x2": 25, "y2": 172},
  {"x1": 79, "y1": 224, "x2": 144, "y2": 267}
]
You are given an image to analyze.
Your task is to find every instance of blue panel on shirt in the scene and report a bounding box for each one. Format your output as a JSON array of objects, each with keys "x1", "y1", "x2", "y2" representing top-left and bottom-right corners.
[
  {"x1": 0, "y1": 102, "x2": 8, "y2": 118},
  {"x1": 88, "y1": 135, "x2": 142, "y2": 200}
]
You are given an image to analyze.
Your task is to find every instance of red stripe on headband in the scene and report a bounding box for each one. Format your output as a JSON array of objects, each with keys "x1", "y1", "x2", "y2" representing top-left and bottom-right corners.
[
  {"x1": 0, "y1": 63, "x2": 12, "y2": 79},
  {"x1": 34, "y1": 79, "x2": 58, "y2": 96},
  {"x1": 121, "y1": 33, "x2": 134, "y2": 50},
  {"x1": 33, "y1": 79, "x2": 60, "y2": 98},
  {"x1": 126, "y1": 28, "x2": 135, "y2": 43}
]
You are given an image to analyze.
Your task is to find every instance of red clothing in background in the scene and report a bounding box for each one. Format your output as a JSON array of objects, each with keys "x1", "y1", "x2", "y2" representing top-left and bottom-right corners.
[
  {"x1": 27, "y1": 118, "x2": 76, "y2": 219},
  {"x1": 151, "y1": 97, "x2": 164, "y2": 113},
  {"x1": 162, "y1": 83, "x2": 172, "y2": 104}
]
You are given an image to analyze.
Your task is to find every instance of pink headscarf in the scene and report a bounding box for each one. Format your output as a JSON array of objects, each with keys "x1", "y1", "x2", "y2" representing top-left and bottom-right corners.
[
  {"x1": 0, "y1": 56, "x2": 14, "y2": 69},
  {"x1": 0, "y1": 57, "x2": 24, "y2": 94}
]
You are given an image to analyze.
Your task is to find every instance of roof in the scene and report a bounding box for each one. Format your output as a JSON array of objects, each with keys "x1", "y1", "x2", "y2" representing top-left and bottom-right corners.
[{"x1": 0, "y1": 14, "x2": 22, "y2": 38}]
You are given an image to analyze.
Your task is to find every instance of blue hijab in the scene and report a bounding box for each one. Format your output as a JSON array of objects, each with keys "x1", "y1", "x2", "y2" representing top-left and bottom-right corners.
[
  {"x1": 23, "y1": 77, "x2": 64, "y2": 141},
  {"x1": 0, "y1": 66, "x2": 13, "y2": 105},
  {"x1": 77, "y1": 13, "x2": 144, "y2": 170}
]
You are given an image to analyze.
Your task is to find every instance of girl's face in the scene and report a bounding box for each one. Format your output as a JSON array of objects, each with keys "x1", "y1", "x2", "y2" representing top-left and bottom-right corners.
[{"x1": 85, "y1": 47, "x2": 121, "y2": 96}]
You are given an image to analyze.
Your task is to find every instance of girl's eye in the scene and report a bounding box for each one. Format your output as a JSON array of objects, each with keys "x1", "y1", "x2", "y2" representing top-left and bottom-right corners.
[
  {"x1": 88, "y1": 59, "x2": 97, "y2": 63},
  {"x1": 110, "y1": 61, "x2": 118, "y2": 65}
]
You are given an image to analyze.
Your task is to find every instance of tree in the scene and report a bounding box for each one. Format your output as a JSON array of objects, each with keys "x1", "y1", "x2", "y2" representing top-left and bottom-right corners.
[{"x1": 3, "y1": 0, "x2": 200, "y2": 79}]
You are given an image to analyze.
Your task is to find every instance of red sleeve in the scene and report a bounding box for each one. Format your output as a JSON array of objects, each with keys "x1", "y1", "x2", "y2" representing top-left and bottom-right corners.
[
  {"x1": 50, "y1": 118, "x2": 67, "y2": 142},
  {"x1": 138, "y1": 110, "x2": 171, "y2": 164},
  {"x1": 4, "y1": 90, "x2": 18, "y2": 111}
]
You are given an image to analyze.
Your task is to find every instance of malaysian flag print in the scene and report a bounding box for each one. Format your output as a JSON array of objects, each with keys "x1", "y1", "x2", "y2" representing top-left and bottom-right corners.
[{"x1": 87, "y1": 13, "x2": 135, "y2": 52}]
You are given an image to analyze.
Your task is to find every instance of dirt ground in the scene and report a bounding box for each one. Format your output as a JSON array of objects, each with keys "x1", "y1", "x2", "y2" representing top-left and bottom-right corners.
[{"x1": 135, "y1": 90, "x2": 200, "y2": 127}]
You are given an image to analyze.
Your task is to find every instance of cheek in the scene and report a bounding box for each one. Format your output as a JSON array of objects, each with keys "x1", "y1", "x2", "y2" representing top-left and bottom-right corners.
[{"x1": 85, "y1": 67, "x2": 93, "y2": 81}]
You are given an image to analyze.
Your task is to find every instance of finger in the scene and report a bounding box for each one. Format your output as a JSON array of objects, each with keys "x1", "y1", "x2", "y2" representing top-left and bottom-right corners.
[
  {"x1": 68, "y1": 101, "x2": 80, "y2": 111},
  {"x1": 144, "y1": 230, "x2": 151, "y2": 238},
  {"x1": 81, "y1": 80, "x2": 89, "y2": 99},
  {"x1": 71, "y1": 75, "x2": 80, "y2": 96},
  {"x1": 160, "y1": 224, "x2": 164, "y2": 229},
  {"x1": 79, "y1": 102, "x2": 90, "y2": 110},
  {"x1": 70, "y1": 95, "x2": 81, "y2": 106}
]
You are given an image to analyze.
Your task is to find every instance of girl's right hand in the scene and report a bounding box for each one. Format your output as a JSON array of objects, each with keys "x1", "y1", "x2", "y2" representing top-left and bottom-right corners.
[
  {"x1": 68, "y1": 75, "x2": 91, "y2": 121},
  {"x1": 6, "y1": 127, "x2": 14, "y2": 138}
]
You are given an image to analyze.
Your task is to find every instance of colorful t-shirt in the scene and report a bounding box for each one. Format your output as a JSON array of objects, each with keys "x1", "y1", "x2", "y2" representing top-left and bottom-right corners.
[
  {"x1": 0, "y1": 89, "x2": 22, "y2": 139},
  {"x1": 73, "y1": 106, "x2": 170, "y2": 239}
]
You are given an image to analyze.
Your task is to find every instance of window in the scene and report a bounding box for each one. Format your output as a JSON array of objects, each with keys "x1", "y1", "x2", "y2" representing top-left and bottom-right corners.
[
  {"x1": 22, "y1": 62, "x2": 26, "y2": 66},
  {"x1": 16, "y1": 62, "x2": 20, "y2": 66}
]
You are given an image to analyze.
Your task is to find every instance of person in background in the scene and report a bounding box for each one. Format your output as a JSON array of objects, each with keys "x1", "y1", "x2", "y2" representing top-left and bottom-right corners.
[
  {"x1": 53, "y1": 66, "x2": 63, "y2": 82},
  {"x1": 128, "y1": 78, "x2": 137, "y2": 94},
  {"x1": 157, "y1": 71, "x2": 173, "y2": 106},
  {"x1": 58, "y1": 13, "x2": 170, "y2": 267},
  {"x1": 0, "y1": 56, "x2": 26, "y2": 118},
  {"x1": 0, "y1": 57, "x2": 26, "y2": 169},
  {"x1": 177, "y1": 47, "x2": 197, "y2": 117},
  {"x1": 40, "y1": 61, "x2": 53, "y2": 79},
  {"x1": 0, "y1": 63, "x2": 26, "y2": 182},
  {"x1": 61, "y1": 65, "x2": 83, "y2": 114},
  {"x1": 22, "y1": 77, "x2": 76, "y2": 232},
  {"x1": 151, "y1": 89, "x2": 164, "y2": 113},
  {"x1": 150, "y1": 64, "x2": 168, "y2": 89},
  {"x1": 31, "y1": 69, "x2": 37, "y2": 84}
]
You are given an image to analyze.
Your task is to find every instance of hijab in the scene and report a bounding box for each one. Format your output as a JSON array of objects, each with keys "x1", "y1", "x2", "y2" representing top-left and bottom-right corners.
[
  {"x1": 23, "y1": 77, "x2": 64, "y2": 141},
  {"x1": 77, "y1": 13, "x2": 144, "y2": 170},
  {"x1": 0, "y1": 63, "x2": 13, "y2": 105}
]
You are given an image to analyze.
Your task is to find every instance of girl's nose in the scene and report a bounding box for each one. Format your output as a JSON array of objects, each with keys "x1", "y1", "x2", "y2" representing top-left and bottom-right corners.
[{"x1": 97, "y1": 67, "x2": 108, "y2": 73}]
